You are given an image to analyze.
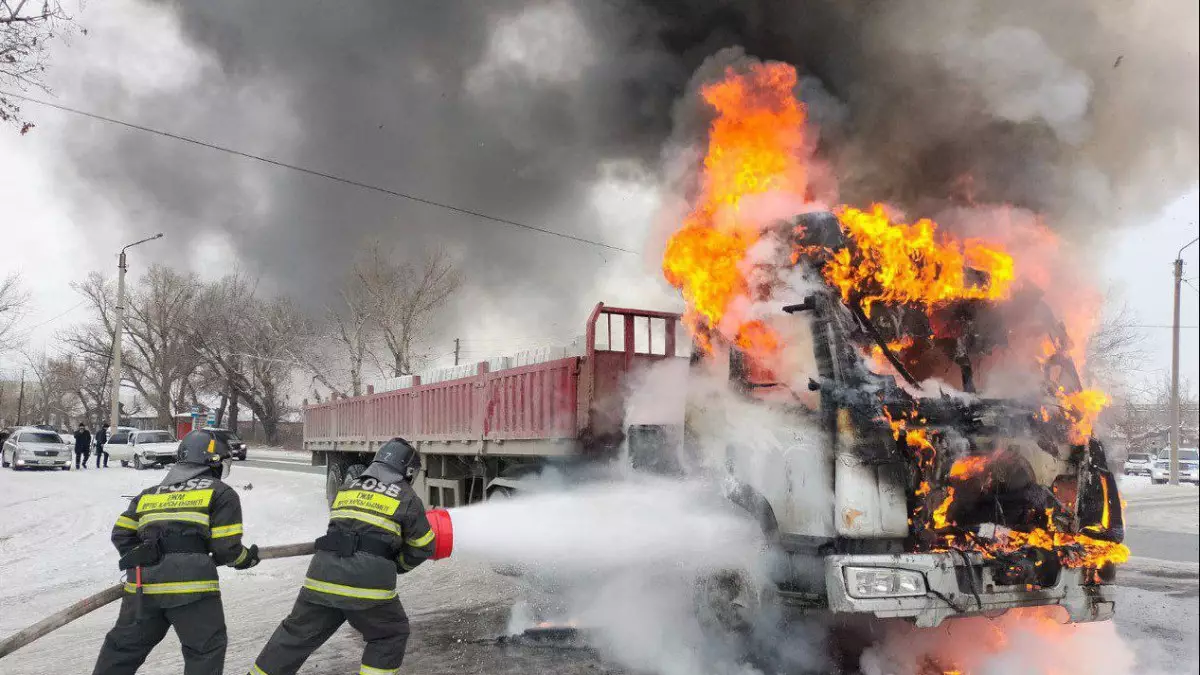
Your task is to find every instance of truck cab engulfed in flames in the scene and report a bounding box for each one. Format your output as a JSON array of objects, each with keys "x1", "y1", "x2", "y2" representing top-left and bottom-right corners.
[{"x1": 669, "y1": 210, "x2": 1125, "y2": 627}]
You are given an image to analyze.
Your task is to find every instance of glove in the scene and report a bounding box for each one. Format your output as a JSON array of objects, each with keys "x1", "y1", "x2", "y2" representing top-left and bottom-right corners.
[{"x1": 233, "y1": 544, "x2": 260, "y2": 570}]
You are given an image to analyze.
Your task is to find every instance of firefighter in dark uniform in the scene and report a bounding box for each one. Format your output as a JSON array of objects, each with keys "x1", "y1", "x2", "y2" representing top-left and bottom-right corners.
[
  {"x1": 93, "y1": 429, "x2": 261, "y2": 675},
  {"x1": 248, "y1": 438, "x2": 434, "y2": 675}
]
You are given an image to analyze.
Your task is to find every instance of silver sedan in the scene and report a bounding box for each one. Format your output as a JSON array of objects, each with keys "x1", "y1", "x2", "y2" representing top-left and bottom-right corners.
[{"x1": 2, "y1": 428, "x2": 73, "y2": 470}]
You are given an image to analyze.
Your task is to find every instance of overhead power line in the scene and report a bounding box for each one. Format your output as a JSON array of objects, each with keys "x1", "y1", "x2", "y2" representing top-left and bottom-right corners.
[
  {"x1": 4, "y1": 90, "x2": 636, "y2": 255},
  {"x1": 23, "y1": 299, "x2": 88, "y2": 331}
]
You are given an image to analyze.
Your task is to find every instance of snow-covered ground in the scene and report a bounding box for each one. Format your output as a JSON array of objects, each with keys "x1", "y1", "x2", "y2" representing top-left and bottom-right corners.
[{"x1": 1, "y1": 464, "x2": 1196, "y2": 674}]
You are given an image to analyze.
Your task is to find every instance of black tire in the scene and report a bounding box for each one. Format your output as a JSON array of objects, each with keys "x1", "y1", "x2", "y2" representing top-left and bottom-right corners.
[
  {"x1": 325, "y1": 457, "x2": 368, "y2": 505},
  {"x1": 61, "y1": 466, "x2": 70, "y2": 471},
  {"x1": 133, "y1": 454, "x2": 145, "y2": 470},
  {"x1": 1, "y1": 454, "x2": 8, "y2": 468},
  {"x1": 325, "y1": 457, "x2": 349, "y2": 505}
]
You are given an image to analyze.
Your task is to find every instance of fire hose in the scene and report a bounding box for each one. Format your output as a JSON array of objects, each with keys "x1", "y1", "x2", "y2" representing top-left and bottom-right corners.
[{"x1": 0, "y1": 509, "x2": 455, "y2": 660}]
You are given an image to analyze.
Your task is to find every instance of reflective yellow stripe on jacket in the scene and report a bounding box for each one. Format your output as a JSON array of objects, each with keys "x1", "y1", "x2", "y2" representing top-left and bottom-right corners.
[
  {"x1": 114, "y1": 515, "x2": 139, "y2": 531},
  {"x1": 302, "y1": 577, "x2": 396, "y2": 601},
  {"x1": 210, "y1": 523, "x2": 243, "y2": 538},
  {"x1": 123, "y1": 579, "x2": 220, "y2": 595},
  {"x1": 405, "y1": 529, "x2": 434, "y2": 547},
  {"x1": 137, "y1": 511, "x2": 210, "y2": 528},
  {"x1": 329, "y1": 509, "x2": 403, "y2": 537},
  {"x1": 249, "y1": 665, "x2": 270, "y2": 675}
]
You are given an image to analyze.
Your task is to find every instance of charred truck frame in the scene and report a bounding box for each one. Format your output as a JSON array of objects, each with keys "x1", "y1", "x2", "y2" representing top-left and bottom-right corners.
[{"x1": 304, "y1": 213, "x2": 1124, "y2": 628}]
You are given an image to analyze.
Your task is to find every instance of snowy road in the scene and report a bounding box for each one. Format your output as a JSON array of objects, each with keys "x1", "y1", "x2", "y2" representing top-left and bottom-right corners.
[
  {"x1": 0, "y1": 465, "x2": 1196, "y2": 674},
  {"x1": 239, "y1": 448, "x2": 324, "y2": 475}
]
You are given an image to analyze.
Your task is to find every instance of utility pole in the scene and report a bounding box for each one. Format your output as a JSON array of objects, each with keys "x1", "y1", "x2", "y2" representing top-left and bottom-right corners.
[
  {"x1": 453, "y1": 338, "x2": 460, "y2": 366},
  {"x1": 16, "y1": 369, "x2": 26, "y2": 426},
  {"x1": 109, "y1": 233, "x2": 164, "y2": 431},
  {"x1": 1169, "y1": 236, "x2": 1199, "y2": 486}
]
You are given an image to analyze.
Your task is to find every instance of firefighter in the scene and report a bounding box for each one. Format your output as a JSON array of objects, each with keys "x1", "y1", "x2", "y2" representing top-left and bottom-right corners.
[
  {"x1": 92, "y1": 429, "x2": 260, "y2": 675},
  {"x1": 248, "y1": 438, "x2": 434, "y2": 675}
]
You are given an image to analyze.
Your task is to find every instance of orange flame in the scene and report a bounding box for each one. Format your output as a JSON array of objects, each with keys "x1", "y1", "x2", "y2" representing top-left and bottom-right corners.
[
  {"x1": 867, "y1": 336, "x2": 914, "y2": 372},
  {"x1": 948, "y1": 456, "x2": 990, "y2": 481},
  {"x1": 932, "y1": 487, "x2": 956, "y2": 530},
  {"x1": 662, "y1": 62, "x2": 806, "y2": 351},
  {"x1": 1055, "y1": 387, "x2": 1110, "y2": 445},
  {"x1": 819, "y1": 204, "x2": 1015, "y2": 317}
]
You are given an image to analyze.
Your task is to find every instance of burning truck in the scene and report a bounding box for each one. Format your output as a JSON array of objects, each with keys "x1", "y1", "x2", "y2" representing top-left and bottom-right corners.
[
  {"x1": 643, "y1": 205, "x2": 1128, "y2": 629},
  {"x1": 651, "y1": 59, "x2": 1127, "y2": 629}
]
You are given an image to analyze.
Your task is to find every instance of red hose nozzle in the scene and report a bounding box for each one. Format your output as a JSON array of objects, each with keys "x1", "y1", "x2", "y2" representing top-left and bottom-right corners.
[{"x1": 425, "y1": 508, "x2": 454, "y2": 560}]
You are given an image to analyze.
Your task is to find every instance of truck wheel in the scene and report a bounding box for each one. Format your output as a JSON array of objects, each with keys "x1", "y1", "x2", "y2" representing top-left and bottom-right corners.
[
  {"x1": 133, "y1": 454, "x2": 145, "y2": 471},
  {"x1": 325, "y1": 457, "x2": 368, "y2": 505},
  {"x1": 326, "y1": 457, "x2": 349, "y2": 505},
  {"x1": 694, "y1": 568, "x2": 774, "y2": 637}
]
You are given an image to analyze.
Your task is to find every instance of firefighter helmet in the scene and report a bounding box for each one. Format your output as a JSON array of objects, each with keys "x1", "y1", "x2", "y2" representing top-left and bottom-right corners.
[
  {"x1": 176, "y1": 429, "x2": 233, "y2": 479},
  {"x1": 371, "y1": 437, "x2": 421, "y2": 483}
]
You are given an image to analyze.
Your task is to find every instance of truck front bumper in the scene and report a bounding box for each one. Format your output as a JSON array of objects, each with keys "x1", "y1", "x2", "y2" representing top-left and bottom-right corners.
[{"x1": 822, "y1": 552, "x2": 1115, "y2": 628}]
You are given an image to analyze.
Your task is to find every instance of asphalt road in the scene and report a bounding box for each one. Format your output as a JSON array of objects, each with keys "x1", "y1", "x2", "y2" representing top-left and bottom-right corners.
[
  {"x1": 239, "y1": 453, "x2": 324, "y2": 475},
  {"x1": 1125, "y1": 528, "x2": 1200, "y2": 563}
]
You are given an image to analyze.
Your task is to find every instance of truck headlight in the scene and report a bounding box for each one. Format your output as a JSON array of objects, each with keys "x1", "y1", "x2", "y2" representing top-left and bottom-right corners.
[{"x1": 844, "y1": 567, "x2": 927, "y2": 598}]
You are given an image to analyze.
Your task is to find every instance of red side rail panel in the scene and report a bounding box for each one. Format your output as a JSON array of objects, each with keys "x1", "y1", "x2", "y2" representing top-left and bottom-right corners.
[
  {"x1": 304, "y1": 303, "x2": 685, "y2": 447},
  {"x1": 304, "y1": 358, "x2": 582, "y2": 443}
]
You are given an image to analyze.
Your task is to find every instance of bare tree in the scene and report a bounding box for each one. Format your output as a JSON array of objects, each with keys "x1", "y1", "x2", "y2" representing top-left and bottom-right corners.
[
  {"x1": 190, "y1": 274, "x2": 302, "y2": 443},
  {"x1": 63, "y1": 267, "x2": 202, "y2": 428},
  {"x1": 357, "y1": 246, "x2": 460, "y2": 378},
  {"x1": 323, "y1": 264, "x2": 375, "y2": 397},
  {"x1": 1083, "y1": 298, "x2": 1147, "y2": 391},
  {"x1": 56, "y1": 350, "x2": 110, "y2": 423},
  {"x1": 0, "y1": 272, "x2": 29, "y2": 352},
  {"x1": 20, "y1": 350, "x2": 78, "y2": 425},
  {"x1": 0, "y1": 0, "x2": 75, "y2": 133}
]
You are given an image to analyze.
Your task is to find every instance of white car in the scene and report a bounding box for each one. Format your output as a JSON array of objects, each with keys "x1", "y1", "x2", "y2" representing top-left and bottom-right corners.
[
  {"x1": 108, "y1": 429, "x2": 179, "y2": 470},
  {"x1": 2, "y1": 428, "x2": 72, "y2": 471},
  {"x1": 1123, "y1": 452, "x2": 1153, "y2": 476},
  {"x1": 1150, "y1": 447, "x2": 1200, "y2": 484}
]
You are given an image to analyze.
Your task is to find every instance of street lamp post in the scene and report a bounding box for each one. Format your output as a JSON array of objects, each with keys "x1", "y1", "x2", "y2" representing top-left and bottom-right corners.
[
  {"x1": 1169, "y1": 236, "x2": 1199, "y2": 486},
  {"x1": 109, "y1": 233, "x2": 164, "y2": 431}
]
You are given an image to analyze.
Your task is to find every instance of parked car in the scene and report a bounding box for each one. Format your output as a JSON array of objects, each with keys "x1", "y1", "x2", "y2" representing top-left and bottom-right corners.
[
  {"x1": 1123, "y1": 452, "x2": 1154, "y2": 476},
  {"x1": 107, "y1": 428, "x2": 178, "y2": 470},
  {"x1": 106, "y1": 426, "x2": 139, "y2": 446},
  {"x1": 1150, "y1": 447, "x2": 1200, "y2": 484},
  {"x1": 2, "y1": 428, "x2": 72, "y2": 471},
  {"x1": 202, "y1": 427, "x2": 248, "y2": 460}
]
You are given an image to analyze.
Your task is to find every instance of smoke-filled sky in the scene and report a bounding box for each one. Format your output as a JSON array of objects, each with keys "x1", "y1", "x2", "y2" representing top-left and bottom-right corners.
[{"x1": 1, "y1": 0, "x2": 1197, "y2": 394}]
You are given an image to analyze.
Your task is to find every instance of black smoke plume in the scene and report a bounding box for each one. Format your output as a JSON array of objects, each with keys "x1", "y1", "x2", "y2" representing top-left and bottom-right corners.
[{"x1": 60, "y1": 0, "x2": 1199, "y2": 324}]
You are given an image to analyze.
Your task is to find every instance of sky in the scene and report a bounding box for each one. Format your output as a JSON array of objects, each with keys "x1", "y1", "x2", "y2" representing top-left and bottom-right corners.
[{"x1": 1, "y1": 0, "x2": 1197, "y2": 403}]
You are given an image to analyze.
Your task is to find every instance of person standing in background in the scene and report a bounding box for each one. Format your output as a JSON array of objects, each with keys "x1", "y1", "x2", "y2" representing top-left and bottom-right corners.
[
  {"x1": 74, "y1": 422, "x2": 92, "y2": 469},
  {"x1": 95, "y1": 423, "x2": 110, "y2": 468}
]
